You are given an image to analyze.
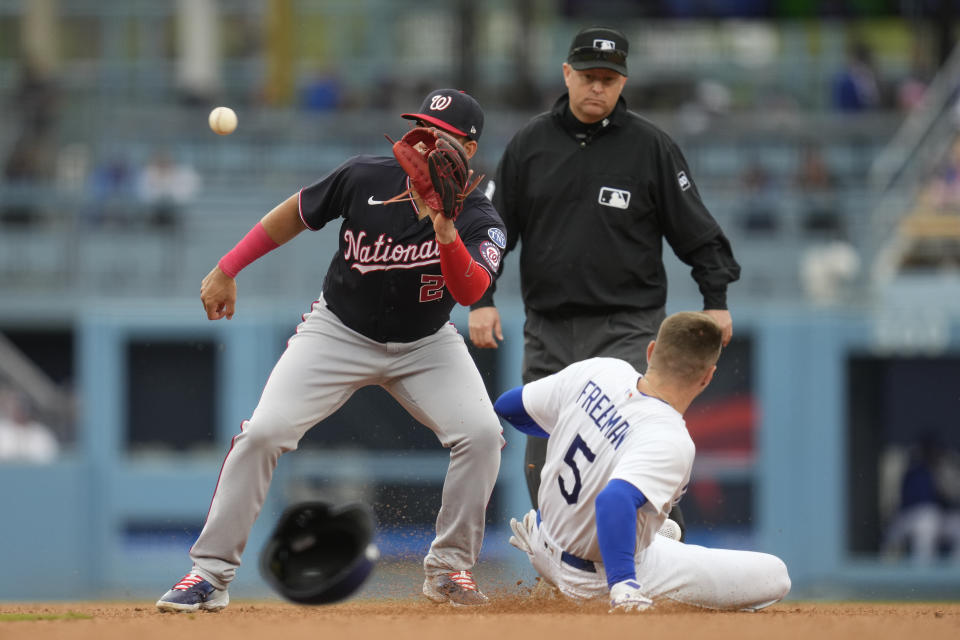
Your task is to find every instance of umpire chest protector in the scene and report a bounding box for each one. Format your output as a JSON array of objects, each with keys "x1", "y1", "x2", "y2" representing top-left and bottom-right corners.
[{"x1": 497, "y1": 95, "x2": 723, "y2": 314}]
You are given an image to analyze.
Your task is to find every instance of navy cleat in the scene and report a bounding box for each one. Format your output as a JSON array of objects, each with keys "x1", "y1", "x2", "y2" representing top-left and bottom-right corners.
[
  {"x1": 156, "y1": 573, "x2": 229, "y2": 613},
  {"x1": 422, "y1": 570, "x2": 489, "y2": 606}
]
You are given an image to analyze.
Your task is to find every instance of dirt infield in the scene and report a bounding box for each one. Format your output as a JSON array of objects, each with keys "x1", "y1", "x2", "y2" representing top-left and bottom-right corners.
[{"x1": 2, "y1": 598, "x2": 957, "y2": 640}]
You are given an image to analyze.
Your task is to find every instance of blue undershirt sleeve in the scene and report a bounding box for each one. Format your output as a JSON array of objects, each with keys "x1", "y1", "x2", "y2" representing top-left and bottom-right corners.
[
  {"x1": 493, "y1": 386, "x2": 549, "y2": 438},
  {"x1": 595, "y1": 478, "x2": 648, "y2": 587}
]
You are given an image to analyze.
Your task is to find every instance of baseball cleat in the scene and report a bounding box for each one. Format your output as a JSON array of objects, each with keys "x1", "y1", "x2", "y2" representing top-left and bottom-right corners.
[
  {"x1": 156, "y1": 573, "x2": 229, "y2": 613},
  {"x1": 422, "y1": 570, "x2": 489, "y2": 606}
]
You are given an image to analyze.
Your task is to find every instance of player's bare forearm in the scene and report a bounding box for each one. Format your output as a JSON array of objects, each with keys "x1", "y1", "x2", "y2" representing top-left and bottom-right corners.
[
  {"x1": 201, "y1": 266, "x2": 238, "y2": 320},
  {"x1": 409, "y1": 189, "x2": 458, "y2": 244},
  {"x1": 260, "y1": 193, "x2": 308, "y2": 244},
  {"x1": 469, "y1": 306, "x2": 503, "y2": 348},
  {"x1": 703, "y1": 309, "x2": 733, "y2": 346},
  {"x1": 203, "y1": 194, "x2": 304, "y2": 322},
  {"x1": 430, "y1": 207, "x2": 458, "y2": 244}
]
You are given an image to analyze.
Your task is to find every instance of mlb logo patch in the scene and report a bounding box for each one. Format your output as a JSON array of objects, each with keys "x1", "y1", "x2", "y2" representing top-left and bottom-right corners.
[
  {"x1": 598, "y1": 186, "x2": 631, "y2": 210},
  {"x1": 594, "y1": 39, "x2": 616, "y2": 50},
  {"x1": 488, "y1": 228, "x2": 506, "y2": 248},
  {"x1": 677, "y1": 171, "x2": 691, "y2": 191},
  {"x1": 480, "y1": 241, "x2": 501, "y2": 271}
]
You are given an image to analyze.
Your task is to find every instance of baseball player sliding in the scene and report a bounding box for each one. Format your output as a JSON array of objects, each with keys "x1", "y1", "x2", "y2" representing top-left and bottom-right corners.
[
  {"x1": 157, "y1": 89, "x2": 504, "y2": 612},
  {"x1": 495, "y1": 312, "x2": 790, "y2": 611}
]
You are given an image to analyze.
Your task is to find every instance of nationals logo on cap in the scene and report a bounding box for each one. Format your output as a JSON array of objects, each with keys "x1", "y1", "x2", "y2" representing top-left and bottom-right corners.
[
  {"x1": 402, "y1": 89, "x2": 485, "y2": 141},
  {"x1": 429, "y1": 94, "x2": 453, "y2": 110}
]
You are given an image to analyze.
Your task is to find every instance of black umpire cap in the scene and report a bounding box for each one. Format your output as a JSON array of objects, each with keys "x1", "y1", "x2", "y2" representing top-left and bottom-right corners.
[
  {"x1": 402, "y1": 89, "x2": 484, "y2": 141},
  {"x1": 567, "y1": 26, "x2": 629, "y2": 77}
]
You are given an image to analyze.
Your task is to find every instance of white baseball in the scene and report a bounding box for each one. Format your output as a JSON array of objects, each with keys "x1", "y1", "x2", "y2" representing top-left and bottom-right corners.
[
  {"x1": 209, "y1": 106, "x2": 238, "y2": 135},
  {"x1": 657, "y1": 518, "x2": 682, "y2": 541}
]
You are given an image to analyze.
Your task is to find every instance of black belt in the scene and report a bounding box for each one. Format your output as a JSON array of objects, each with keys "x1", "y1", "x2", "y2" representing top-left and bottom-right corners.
[
  {"x1": 560, "y1": 551, "x2": 597, "y2": 573},
  {"x1": 536, "y1": 510, "x2": 597, "y2": 573}
]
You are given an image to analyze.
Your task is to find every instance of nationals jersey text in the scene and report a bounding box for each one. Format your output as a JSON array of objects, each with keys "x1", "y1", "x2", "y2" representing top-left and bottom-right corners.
[
  {"x1": 299, "y1": 155, "x2": 504, "y2": 342},
  {"x1": 342, "y1": 230, "x2": 441, "y2": 273}
]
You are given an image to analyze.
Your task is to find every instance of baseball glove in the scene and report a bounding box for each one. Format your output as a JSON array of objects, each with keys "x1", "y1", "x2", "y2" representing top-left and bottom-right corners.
[{"x1": 380, "y1": 127, "x2": 484, "y2": 220}]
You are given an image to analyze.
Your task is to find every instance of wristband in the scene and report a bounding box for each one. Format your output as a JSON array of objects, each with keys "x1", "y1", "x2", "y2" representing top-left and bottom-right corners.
[{"x1": 217, "y1": 222, "x2": 279, "y2": 278}]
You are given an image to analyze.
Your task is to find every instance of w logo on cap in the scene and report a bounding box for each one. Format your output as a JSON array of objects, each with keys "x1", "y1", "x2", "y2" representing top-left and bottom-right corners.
[
  {"x1": 429, "y1": 95, "x2": 453, "y2": 111},
  {"x1": 402, "y1": 89, "x2": 484, "y2": 141}
]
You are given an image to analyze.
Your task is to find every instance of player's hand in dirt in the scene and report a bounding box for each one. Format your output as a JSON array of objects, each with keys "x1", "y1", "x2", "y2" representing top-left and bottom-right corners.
[
  {"x1": 609, "y1": 580, "x2": 653, "y2": 613},
  {"x1": 201, "y1": 265, "x2": 237, "y2": 320},
  {"x1": 469, "y1": 307, "x2": 502, "y2": 348}
]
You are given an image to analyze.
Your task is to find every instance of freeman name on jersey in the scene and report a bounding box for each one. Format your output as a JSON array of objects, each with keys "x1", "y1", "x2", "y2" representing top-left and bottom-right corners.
[{"x1": 577, "y1": 380, "x2": 630, "y2": 449}]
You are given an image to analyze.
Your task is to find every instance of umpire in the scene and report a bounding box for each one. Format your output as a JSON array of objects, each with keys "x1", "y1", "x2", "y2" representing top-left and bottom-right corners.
[{"x1": 469, "y1": 26, "x2": 741, "y2": 534}]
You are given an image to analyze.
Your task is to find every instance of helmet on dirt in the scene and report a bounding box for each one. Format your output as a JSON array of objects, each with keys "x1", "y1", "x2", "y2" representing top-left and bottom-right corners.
[{"x1": 259, "y1": 501, "x2": 379, "y2": 605}]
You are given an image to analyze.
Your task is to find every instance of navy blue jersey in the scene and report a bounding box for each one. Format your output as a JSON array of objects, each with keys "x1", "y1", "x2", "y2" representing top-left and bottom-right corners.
[{"x1": 299, "y1": 155, "x2": 505, "y2": 343}]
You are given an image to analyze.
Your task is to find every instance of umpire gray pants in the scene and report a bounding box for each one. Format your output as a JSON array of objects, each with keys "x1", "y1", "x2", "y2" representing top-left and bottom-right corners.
[
  {"x1": 521, "y1": 306, "x2": 666, "y2": 507},
  {"x1": 189, "y1": 297, "x2": 504, "y2": 589}
]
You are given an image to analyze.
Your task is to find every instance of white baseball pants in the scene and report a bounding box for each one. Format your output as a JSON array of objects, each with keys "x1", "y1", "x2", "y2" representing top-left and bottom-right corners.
[
  {"x1": 189, "y1": 297, "x2": 504, "y2": 589},
  {"x1": 527, "y1": 516, "x2": 791, "y2": 611}
]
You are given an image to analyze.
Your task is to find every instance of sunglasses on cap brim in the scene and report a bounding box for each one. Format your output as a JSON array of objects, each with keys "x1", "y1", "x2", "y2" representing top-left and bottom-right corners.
[{"x1": 568, "y1": 46, "x2": 627, "y2": 67}]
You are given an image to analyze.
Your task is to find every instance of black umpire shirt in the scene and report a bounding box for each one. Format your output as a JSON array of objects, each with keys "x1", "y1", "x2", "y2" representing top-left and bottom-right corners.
[
  {"x1": 300, "y1": 155, "x2": 505, "y2": 343},
  {"x1": 474, "y1": 94, "x2": 740, "y2": 316}
]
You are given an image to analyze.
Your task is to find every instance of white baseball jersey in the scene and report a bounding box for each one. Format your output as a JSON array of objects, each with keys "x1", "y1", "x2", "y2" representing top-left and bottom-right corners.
[{"x1": 523, "y1": 357, "x2": 694, "y2": 562}]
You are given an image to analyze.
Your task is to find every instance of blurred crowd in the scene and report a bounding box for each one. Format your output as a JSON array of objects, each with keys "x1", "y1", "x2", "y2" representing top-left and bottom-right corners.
[
  {"x1": 881, "y1": 434, "x2": 960, "y2": 563},
  {"x1": 896, "y1": 134, "x2": 960, "y2": 270},
  {"x1": 0, "y1": 384, "x2": 60, "y2": 464},
  {"x1": 2, "y1": 59, "x2": 200, "y2": 232}
]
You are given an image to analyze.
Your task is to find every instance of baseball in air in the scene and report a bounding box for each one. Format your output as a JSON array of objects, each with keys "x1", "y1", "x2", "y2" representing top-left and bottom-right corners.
[{"x1": 209, "y1": 106, "x2": 238, "y2": 135}]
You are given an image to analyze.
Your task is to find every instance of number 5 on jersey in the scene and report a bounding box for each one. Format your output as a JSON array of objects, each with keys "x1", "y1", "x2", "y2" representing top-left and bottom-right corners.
[{"x1": 559, "y1": 434, "x2": 596, "y2": 504}]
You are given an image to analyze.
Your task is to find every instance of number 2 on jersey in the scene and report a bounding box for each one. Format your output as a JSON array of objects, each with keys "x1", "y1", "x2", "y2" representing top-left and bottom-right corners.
[
  {"x1": 419, "y1": 274, "x2": 445, "y2": 302},
  {"x1": 559, "y1": 434, "x2": 596, "y2": 504}
]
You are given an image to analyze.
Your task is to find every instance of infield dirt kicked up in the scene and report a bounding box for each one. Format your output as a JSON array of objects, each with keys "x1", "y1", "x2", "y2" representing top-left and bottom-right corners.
[{"x1": 2, "y1": 596, "x2": 957, "y2": 640}]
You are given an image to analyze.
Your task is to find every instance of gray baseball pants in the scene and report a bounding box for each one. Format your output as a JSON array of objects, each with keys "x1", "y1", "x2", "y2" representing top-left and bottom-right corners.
[{"x1": 189, "y1": 296, "x2": 504, "y2": 589}]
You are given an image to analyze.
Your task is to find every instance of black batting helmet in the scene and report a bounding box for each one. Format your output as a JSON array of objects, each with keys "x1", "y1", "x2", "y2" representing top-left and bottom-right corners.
[{"x1": 259, "y1": 501, "x2": 379, "y2": 605}]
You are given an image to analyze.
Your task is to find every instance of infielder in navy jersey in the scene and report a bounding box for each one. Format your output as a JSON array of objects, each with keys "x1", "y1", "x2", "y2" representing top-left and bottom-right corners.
[{"x1": 157, "y1": 89, "x2": 505, "y2": 612}]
